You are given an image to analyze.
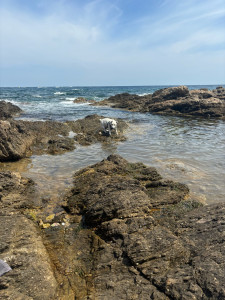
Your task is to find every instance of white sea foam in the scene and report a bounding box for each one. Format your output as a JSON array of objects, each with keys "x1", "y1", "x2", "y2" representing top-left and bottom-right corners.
[
  {"x1": 0, "y1": 98, "x2": 19, "y2": 105},
  {"x1": 138, "y1": 93, "x2": 149, "y2": 96},
  {"x1": 65, "y1": 97, "x2": 76, "y2": 101},
  {"x1": 54, "y1": 92, "x2": 65, "y2": 95},
  {"x1": 33, "y1": 94, "x2": 42, "y2": 98}
]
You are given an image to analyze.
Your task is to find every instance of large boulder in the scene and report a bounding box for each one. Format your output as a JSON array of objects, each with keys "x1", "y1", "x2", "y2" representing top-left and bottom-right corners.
[
  {"x1": 0, "y1": 120, "x2": 35, "y2": 161},
  {"x1": 0, "y1": 120, "x2": 76, "y2": 161},
  {"x1": 151, "y1": 86, "x2": 190, "y2": 102},
  {"x1": 0, "y1": 101, "x2": 22, "y2": 119}
]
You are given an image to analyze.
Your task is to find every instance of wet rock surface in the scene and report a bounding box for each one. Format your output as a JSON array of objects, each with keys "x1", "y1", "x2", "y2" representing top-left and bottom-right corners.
[
  {"x1": 67, "y1": 114, "x2": 128, "y2": 146},
  {"x1": 0, "y1": 119, "x2": 74, "y2": 161},
  {"x1": 94, "y1": 86, "x2": 225, "y2": 118},
  {"x1": 0, "y1": 109, "x2": 128, "y2": 161},
  {"x1": 63, "y1": 155, "x2": 225, "y2": 299},
  {"x1": 0, "y1": 101, "x2": 22, "y2": 120},
  {"x1": 0, "y1": 172, "x2": 58, "y2": 300},
  {"x1": 0, "y1": 156, "x2": 224, "y2": 299}
]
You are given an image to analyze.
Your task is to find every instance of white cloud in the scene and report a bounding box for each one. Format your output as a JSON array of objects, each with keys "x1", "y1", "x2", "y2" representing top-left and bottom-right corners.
[{"x1": 0, "y1": 0, "x2": 224, "y2": 85}]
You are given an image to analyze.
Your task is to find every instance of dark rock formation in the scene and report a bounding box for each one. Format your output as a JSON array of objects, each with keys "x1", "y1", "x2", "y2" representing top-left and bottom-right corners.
[
  {"x1": 0, "y1": 156, "x2": 224, "y2": 299},
  {"x1": 0, "y1": 119, "x2": 75, "y2": 161},
  {"x1": 94, "y1": 86, "x2": 225, "y2": 118},
  {"x1": 63, "y1": 155, "x2": 225, "y2": 299},
  {"x1": 93, "y1": 92, "x2": 152, "y2": 111},
  {"x1": 67, "y1": 114, "x2": 128, "y2": 146},
  {"x1": 0, "y1": 101, "x2": 22, "y2": 120},
  {"x1": 0, "y1": 120, "x2": 35, "y2": 161},
  {"x1": 0, "y1": 114, "x2": 128, "y2": 161}
]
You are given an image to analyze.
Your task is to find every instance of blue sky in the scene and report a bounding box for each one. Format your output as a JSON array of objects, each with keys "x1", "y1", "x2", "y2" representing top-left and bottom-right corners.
[{"x1": 0, "y1": 0, "x2": 225, "y2": 86}]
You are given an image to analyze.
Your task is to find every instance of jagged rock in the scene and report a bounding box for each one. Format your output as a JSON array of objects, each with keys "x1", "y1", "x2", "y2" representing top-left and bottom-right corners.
[
  {"x1": 0, "y1": 115, "x2": 128, "y2": 161},
  {"x1": 93, "y1": 92, "x2": 152, "y2": 111},
  {"x1": 152, "y1": 86, "x2": 190, "y2": 102},
  {"x1": 0, "y1": 120, "x2": 35, "y2": 161},
  {"x1": 0, "y1": 119, "x2": 75, "y2": 161},
  {"x1": 0, "y1": 101, "x2": 22, "y2": 120},
  {"x1": 94, "y1": 86, "x2": 225, "y2": 118}
]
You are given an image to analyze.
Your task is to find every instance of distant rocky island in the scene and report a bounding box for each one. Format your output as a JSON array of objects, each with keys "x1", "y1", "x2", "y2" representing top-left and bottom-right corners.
[{"x1": 0, "y1": 87, "x2": 225, "y2": 299}]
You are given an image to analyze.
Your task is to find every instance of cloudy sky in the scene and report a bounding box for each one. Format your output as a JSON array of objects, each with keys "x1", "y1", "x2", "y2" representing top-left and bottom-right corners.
[{"x1": 0, "y1": 0, "x2": 225, "y2": 86}]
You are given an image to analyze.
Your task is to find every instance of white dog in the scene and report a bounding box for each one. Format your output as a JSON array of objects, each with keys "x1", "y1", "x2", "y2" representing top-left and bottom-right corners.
[{"x1": 100, "y1": 118, "x2": 118, "y2": 136}]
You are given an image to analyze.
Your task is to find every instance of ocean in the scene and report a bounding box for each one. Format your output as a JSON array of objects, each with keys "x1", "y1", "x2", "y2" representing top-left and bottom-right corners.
[{"x1": 0, "y1": 85, "x2": 225, "y2": 204}]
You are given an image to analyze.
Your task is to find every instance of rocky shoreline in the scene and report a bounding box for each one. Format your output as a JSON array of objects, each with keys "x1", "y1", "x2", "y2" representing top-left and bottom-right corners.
[
  {"x1": 94, "y1": 86, "x2": 225, "y2": 119},
  {"x1": 0, "y1": 155, "x2": 224, "y2": 299},
  {"x1": 0, "y1": 96, "x2": 225, "y2": 299}
]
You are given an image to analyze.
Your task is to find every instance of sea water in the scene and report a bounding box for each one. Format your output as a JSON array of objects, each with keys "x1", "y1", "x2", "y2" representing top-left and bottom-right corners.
[{"x1": 0, "y1": 85, "x2": 224, "y2": 204}]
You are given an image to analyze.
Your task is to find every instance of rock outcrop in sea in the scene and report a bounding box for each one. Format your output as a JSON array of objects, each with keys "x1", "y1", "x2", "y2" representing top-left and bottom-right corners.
[
  {"x1": 1, "y1": 155, "x2": 224, "y2": 299},
  {"x1": 94, "y1": 86, "x2": 225, "y2": 118},
  {"x1": 0, "y1": 101, "x2": 127, "y2": 161}
]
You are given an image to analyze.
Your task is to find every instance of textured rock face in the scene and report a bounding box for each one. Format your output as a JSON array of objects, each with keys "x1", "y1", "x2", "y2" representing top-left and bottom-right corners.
[
  {"x1": 0, "y1": 114, "x2": 128, "y2": 161},
  {"x1": 67, "y1": 114, "x2": 128, "y2": 145},
  {"x1": 94, "y1": 86, "x2": 225, "y2": 118},
  {"x1": 152, "y1": 85, "x2": 190, "y2": 102},
  {"x1": 93, "y1": 92, "x2": 152, "y2": 111},
  {"x1": 0, "y1": 101, "x2": 22, "y2": 119},
  {"x1": 0, "y1": 172, "x2": 58, "y2": 300},
  {"x1": 0, "y1": 120, "x2": 75, "y2": 161},
  {"x1": 0, "y1": 120, "x2": 35, "y2": 161},
  {"x1": 0, "y1": 157, "x2": 224, "y2": 299},
  {"x1": 64, "y1": 155, "x2": 225, "y2": 299}
]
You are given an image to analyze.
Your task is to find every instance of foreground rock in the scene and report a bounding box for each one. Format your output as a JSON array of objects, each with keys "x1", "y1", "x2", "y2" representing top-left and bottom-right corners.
[
  {"x1": 0, "y1": 156, "x2": 224, "y2": 299},
  {"x1": 0, "y1": 172, "x2": 58, "y2": 299},
  {"x1": 0, "y1": 111, "x2": 128, "y2": 161},
  {"x1": 63, "y1": 155, "x2": 225, "y2": 299},
  {"x1": 94, "y1": 86, "x2": 225, "y2": 118},
  {"x1": 0, "y1": 101, "x2": 22, "y2": 119}
]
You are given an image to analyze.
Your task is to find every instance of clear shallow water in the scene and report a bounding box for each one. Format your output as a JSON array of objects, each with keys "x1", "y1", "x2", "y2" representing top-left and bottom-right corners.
[{"x1": 0, "y1": 85, "x2": 225, "y2": 204}]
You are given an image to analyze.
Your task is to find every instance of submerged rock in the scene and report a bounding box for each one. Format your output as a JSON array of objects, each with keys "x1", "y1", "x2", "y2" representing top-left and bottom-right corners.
[{"x1": 94, "y1": 86, "x2": 225, "y2": 118}]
